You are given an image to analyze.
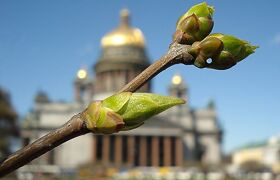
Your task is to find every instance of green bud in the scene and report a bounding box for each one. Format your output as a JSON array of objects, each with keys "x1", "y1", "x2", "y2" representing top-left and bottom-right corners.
[
  {"x1": 190, "y1": 33, "x2": 258, "y2": 70},
  {"x1": 190, "y1": 37, "x2": 223, "y2": 68},
  {"x1": 82, "y1": 101, "x2": 124, "y2": 134},
  {"x1": 83, "y1": 92, "x2": 185, "y2": 134},
  {"x1": 175, "y1": 2, "x2": 214, "y2": 44},
  {"x1": 209, "y1": 33, "x2": 258, "y2": 62},
  {"x1": 120, "y1": 93, "x2": 185, "y2": 126}
]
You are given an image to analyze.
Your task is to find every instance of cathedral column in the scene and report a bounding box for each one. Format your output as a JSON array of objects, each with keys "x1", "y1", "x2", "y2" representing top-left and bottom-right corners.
[
  {"x1": 127, "y1": 136, "x2": 135, "y2": 166},
  {"x1": 152, "y1": 136, "x2": 159, "y2": 166},
  {"x1": 102, "y1": 135, "x2": 110, "y2": 164},
  {"x1": 115, "y1": 135, "x2": 122, "y2": 165},
  {"x1": 164, "y1": 137, "x2": 171, "y2": 166},
  {"x1": 139, "y1": 136, "x2": 147, "y2": 166},
  {"x1": 175, "y1": 138, "x2": 183, "y2": 166},
  {"x1": 92, "y1": 135, "x2": 96, "y2": 163}
]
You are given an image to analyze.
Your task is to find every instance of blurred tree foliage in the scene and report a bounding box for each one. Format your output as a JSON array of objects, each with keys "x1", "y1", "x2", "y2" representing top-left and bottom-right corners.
[{"x1": 0, "y1": 87, "x2": 18, "y2": 159}]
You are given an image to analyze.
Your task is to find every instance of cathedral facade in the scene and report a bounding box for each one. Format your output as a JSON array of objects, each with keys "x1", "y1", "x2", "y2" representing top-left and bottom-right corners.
[{"x1": 21, "y1": 9, "x2": 223, "y2": 174}]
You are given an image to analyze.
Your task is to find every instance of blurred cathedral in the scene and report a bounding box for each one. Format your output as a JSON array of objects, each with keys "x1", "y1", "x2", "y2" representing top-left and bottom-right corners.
[{"x1": 21, "y1": 9, "x2": 223, "y2": 175}]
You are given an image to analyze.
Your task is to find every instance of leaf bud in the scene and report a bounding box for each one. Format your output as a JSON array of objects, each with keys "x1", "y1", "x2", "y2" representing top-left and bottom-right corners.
[
  {"x1": 175, "y1": 2, "x2": 214, "y2": 44},
  {"x1": 83, "y1": 92, "x2": 185, "y2": 133},
  {"x1": 190, "y1": 33, "x2": 258, "y2": 70}
]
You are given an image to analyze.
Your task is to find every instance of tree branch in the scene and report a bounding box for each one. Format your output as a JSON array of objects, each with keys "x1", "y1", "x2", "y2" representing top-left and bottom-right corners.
[
  {"x1": 119, "y1": 43, "x2": 193, "y2": 92},
  {"x1": 0, "y1": 42, "x2": 194, "y2": 177},
  {"x1": 0, "y1": 114, "x2": 89, "y2": 177}
]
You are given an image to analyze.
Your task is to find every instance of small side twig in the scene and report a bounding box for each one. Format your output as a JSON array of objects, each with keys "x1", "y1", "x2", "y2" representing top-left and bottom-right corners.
[{"x1": 0, "y1": 42, "x2": 194, "y2": 177}]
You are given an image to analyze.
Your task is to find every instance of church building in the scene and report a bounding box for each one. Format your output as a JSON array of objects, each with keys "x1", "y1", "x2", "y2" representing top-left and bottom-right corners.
[{"x1": 21, "y1": 9, "x2": 223, "y2": 175}]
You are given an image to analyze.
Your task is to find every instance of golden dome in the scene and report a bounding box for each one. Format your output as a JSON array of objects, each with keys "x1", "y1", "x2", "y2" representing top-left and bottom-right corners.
[{"x1": 101, "y1": 9, "x2": 145, "y2": 48}]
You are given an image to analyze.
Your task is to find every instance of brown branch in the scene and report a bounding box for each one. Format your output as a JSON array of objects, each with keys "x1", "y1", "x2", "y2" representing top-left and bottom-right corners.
[
  {"x1": 119, "y1": 42, "x2": 193, "y2": 92},
  {"x1": 0, "y1": 114, "x2": 90, "y2": 177},
  {"x1": 0, "y1": 42, "x2": 194, "y2": 177}
]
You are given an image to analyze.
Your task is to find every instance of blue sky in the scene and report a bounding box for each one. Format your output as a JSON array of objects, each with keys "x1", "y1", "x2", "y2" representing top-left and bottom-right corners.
[{"x1": 0, "y1": 0, "x2": 279, "y2": 153}]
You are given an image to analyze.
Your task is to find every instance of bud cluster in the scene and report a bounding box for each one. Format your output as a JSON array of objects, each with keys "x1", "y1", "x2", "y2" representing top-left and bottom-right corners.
[{"x1": 174, "y1": 2, "x2": 258, "y2": 70}]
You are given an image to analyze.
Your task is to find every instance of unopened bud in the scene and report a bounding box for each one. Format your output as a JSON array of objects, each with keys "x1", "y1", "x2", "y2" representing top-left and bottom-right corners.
[
  {"x1": 82, "y1": 100, "x2": 124, "y2": 134},
  {"x1": 120, "y1": 93, "x2": 185, "y2": 127},
  {"x1": 190, "y1": 37, "x2": 223, "y2": 68},
  {"x1": 209, "y1": 33, "x2": 258, "y2": 62},
  {"x1": 190, "y1": 33, "x2": 258, "y2": 70},
  {"x1": 175, "y1": 2, "x2": 214, "y2": 44},
  {"x1": 83, "y1": 92, "x2": 185, "y2": 134}
]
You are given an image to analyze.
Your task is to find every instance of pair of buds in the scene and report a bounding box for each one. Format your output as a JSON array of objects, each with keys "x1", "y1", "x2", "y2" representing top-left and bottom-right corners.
[{"x1": 174, "y1": 2, "x2": 258, "y2": 70}]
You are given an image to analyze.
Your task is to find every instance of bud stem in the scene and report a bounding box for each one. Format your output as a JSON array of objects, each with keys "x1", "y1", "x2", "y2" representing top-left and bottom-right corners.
[{"x1": 119, "y1": 42, "x2": 194, "y2": 92}]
